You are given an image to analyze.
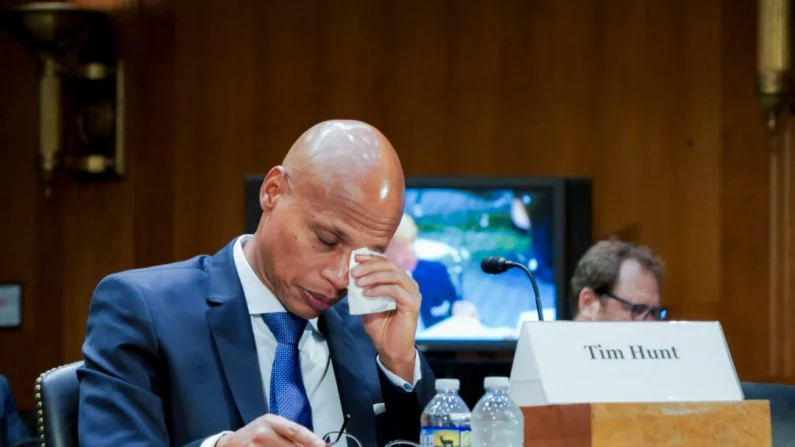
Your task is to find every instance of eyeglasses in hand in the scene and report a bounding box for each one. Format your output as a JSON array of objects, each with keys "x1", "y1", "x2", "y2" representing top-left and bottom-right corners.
[{"x1": 322, "y1": 414, "x2": 420, "y2": 447}]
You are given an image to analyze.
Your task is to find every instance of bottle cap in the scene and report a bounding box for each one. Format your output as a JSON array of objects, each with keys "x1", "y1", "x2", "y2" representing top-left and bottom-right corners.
[
  {"x1": 435, "y1": 378, "x2": 460, "y2": 390},
  {"x1": 484, "y1": 376, "x2": 510, "y2": 388}
]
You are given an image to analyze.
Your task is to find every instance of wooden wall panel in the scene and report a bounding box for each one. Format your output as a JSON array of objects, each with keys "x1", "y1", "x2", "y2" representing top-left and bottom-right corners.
[
  {"x1": 127, "y1": 0, "x2": 176, "y2": 271},
  {"x1": 768, "y1": 126, "x2": 795, "y2": 382},
  {"x1": 0, "y1": 0, "x2": 173, "y2": 408},
  {"x1": 719, "y1": 0, "x2": 774, "y2": 383},
  {"x1": 0, "y1": 0, "x2": 791, "y2": 409},
  {"x1": 0, "y1": 0, "x2": 65, "y2": 409},
  {"x1": 717, "y1": 0, "x2": 795, "y2": 384},
  {"x1": 54, "y1": 0, "x2": 178, "y2": 364}
]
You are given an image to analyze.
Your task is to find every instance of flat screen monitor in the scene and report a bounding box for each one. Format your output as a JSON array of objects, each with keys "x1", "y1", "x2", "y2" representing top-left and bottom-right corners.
[
  {"x1": 403, "y1": 177, "x2": 568, "y2": 351},
  {"x1": 244, "y1": 175, "x2": 592, "y2": 351}
]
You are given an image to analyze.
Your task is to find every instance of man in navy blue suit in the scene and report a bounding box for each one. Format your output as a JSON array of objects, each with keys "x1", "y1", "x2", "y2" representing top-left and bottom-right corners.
[
  {"x1": 77, "y1": 120, "x2": 436, "y2": 447},
  {"x1": 384, "y1": 214, "x2": 479, "y2": 329}
]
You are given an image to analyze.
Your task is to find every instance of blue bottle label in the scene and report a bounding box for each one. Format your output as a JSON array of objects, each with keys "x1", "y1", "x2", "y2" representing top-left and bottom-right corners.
[{"x1": 419, "y1": 427, "x2": 472, "y2": 447}]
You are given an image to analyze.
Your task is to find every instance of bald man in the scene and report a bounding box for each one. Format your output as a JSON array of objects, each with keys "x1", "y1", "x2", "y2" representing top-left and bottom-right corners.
[{"x1": 77, "y1": 121, "x2": 436, "y2": 447}]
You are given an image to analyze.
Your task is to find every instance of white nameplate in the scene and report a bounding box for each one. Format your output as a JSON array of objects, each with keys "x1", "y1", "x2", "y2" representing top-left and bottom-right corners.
[{"x1": 509, "y1": 321, "x2": 743, "y2": 407}]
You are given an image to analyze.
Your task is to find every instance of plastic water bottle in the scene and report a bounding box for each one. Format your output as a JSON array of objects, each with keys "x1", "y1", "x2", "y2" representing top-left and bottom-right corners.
[
  {"x1": 420, "y1": 379, "x2": 472, "y2": 447},
  {"x1": 471, "y1": 376, "x2": 524, "y2": 447}
]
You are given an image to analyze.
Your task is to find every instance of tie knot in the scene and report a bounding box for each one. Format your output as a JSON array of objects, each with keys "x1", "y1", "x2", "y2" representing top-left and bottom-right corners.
[{"x1": 261, "y1": 312, "x2": 307, "y2": 345}]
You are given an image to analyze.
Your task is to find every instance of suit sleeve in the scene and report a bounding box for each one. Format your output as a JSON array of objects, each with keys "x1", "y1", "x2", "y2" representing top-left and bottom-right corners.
[
  {"x1": 376, "y1": 351, "x2": 436, "y2": 444},
  {"x1": 1, "y1": 376, "x2": 35, "y2": 447},
  {"x1": 77, "y1": 275, "x2": 210, "y2": 447}
]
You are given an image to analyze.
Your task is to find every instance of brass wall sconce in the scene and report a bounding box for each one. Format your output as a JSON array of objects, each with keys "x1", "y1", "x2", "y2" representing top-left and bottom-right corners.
[
  {"x1": 0, "y1": 2, "x2": 124, "y2": 197},
  {"x1": 757, "y1": 0, "x2": 791, "y2": 135}
]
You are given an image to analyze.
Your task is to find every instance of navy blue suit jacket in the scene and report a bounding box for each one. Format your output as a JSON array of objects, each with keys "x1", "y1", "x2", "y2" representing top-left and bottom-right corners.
[
  {"x1": 77, "y1": 240, "x2": 436, "y2": 447},
  {"x1": 413, "y1": 260, "x2": 460, "y2": 328},
  {"x1": 0, "y1": 376, "x2": 34, "y2": 447}
]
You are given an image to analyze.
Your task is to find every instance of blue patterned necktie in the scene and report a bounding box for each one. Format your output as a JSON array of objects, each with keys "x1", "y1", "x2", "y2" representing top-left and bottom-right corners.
[{"x1": 261, "y1": 312, "x2": 313, "y2": 430}]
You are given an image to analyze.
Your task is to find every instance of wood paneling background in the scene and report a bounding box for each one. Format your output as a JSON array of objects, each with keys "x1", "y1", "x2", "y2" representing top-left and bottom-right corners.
[
  {"x1": 1, "y1": 0, "x2": 792, "y2": 409},
  {"x1": 0, "y1": 0, "x2": 65, "y2": 412}
]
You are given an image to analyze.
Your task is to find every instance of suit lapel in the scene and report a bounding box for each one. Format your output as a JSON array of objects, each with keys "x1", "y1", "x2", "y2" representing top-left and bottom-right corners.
[
  {"x1": 320, "y1": 304, "x2": 378, "y2": 447},
  {"x1": 205, "y1": 240, "x2": 268, "y2": 426}
]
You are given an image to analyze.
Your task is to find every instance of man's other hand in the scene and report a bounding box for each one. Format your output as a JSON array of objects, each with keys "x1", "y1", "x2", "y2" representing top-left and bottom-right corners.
[{"x1": 216, "y1": 414, "x2": 326, "y2": 447}]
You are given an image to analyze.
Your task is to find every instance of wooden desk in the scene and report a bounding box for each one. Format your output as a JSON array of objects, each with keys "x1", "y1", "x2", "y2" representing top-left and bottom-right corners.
[{"x1": 522, "y1": 400, "x2": 771, "y2": 446}]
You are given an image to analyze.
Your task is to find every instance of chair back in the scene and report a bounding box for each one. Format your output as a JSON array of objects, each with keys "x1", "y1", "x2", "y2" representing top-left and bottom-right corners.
[
  {"x1": 741, "y1": 381, "x2": 795, "y2": 446},
  {"x1": 35, "y1": 361, "x2": 83, "y2": 447}
]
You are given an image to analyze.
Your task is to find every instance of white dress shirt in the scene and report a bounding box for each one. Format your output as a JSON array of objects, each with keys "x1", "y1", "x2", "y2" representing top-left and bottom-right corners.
[{"x1": 201, "y1": 235, "x2": 421, "y2": 446}]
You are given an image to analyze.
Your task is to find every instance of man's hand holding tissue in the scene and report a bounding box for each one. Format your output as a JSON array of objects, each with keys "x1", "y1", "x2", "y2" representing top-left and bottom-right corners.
[{"x1": 350, "y1": 253, "x2": 421, "y2": 383}]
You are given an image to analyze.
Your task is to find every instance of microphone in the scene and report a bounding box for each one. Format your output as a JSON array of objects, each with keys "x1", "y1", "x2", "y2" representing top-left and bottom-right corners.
[{"x1": 481, "y1": 256, "x2": 544, "y2": 321}]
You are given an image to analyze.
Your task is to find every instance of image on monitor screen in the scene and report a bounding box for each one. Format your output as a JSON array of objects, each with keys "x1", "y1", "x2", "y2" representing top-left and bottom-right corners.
[{"x1": 389, "y1": 185, "x2": 559, "y2": 345}]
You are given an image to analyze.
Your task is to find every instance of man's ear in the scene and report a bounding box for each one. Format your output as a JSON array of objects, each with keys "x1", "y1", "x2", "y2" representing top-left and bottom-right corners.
[
  {"x1": 260, "y1": 166, "x2": 287, "y2": 211},
  {"x1": 578, "y1": 288, "x2": 600, "y2": 319}
]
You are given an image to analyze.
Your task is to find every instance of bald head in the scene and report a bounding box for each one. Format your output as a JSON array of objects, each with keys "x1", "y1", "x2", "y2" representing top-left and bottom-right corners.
[
  {"x1": 282, "y1": 120, "x2": 404, "y2": 207},
  {"x1": 248, "y1": 120, "x2": 407, "y2": 318}
]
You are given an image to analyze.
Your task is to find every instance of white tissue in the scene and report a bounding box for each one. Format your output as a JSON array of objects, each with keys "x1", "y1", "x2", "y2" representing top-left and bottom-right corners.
[{"x1": 348, "y1": 247, "x2": 397, "y2": 315}]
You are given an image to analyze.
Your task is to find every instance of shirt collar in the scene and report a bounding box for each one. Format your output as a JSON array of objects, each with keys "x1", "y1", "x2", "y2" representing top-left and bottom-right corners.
[{"x1": 232, "y1": 235, "x2": 319, "y2": 332}]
